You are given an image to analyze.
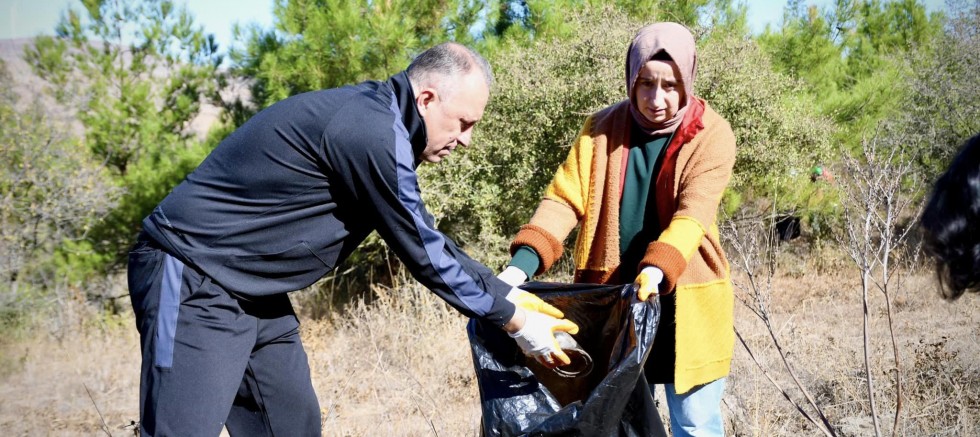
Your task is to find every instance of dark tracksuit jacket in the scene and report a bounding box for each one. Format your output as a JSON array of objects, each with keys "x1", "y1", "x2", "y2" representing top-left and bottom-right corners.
[{"x1": 141, "y1": 71, "x2": 516, "y2": 327}]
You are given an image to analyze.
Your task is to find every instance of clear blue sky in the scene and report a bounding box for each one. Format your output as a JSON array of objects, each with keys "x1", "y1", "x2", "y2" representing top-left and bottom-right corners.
[
  {"x1": 0, "y1": 0, "x2": 949, "y2": 54},
  {"x1": 0, "y1": 0, "x2": 276, "y2": 53}
]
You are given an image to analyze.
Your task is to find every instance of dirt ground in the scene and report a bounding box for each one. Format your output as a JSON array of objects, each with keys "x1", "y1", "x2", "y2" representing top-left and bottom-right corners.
[{"x1": 1, "y1": 268, "x2": 978, "y2": 436}]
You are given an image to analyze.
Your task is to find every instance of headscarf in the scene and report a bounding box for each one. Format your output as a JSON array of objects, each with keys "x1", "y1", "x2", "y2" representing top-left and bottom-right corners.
[{"x1": 625, "y1": 22, "x2": 697, "y2": 136}]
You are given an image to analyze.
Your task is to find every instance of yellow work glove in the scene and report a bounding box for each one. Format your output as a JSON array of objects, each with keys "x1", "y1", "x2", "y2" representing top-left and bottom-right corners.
[
  {"x1": 506, "y1": 287, "x2": 564, "y2": 319},
  {"x1": 633, "y1": 266, "x2": 664, "y2": 301},
  {"x1": 508, "y1": 309, "x2": 580, "y2": 368}
]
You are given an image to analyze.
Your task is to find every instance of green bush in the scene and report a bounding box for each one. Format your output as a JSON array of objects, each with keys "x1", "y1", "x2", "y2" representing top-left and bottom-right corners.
[
  {"x1": 0, "y1": 60, "x2": 118, "y2": 290},
  {"x1": 698, "y1": 28, "x2": 837, "y2": 212},
  {"x1": 56, "y1": 140, "x2": 212, "y2": 282},
  {"x1": 902, "y1": 2, "x2": 980, "y2": 175},
  {"x1": 422, "y1": 7, "x2": 838, "y2": 270},
  {"x1": 25, "y1": 0, "x2": 223, "y2": 279}
]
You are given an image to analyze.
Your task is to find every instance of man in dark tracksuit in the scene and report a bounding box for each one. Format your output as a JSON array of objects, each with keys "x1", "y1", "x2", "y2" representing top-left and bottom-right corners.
[{"x1": 127, "y1": 43, "x2": 578, "y2": 436}]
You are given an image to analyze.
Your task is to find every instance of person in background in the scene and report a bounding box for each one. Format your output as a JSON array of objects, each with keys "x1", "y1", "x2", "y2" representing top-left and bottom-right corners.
[
  {"x1": 920, "y1": 132, "x2": 980, "y2": 300},
  {"x1": 497, "y1": 22, "x2": 737, "y2": 436},
  {"x1": 810, "y1": 165, "x2": 835, "y2": 183},
  {"x1": 128, "y1": 42, "x2": 578, "y2": 437}
]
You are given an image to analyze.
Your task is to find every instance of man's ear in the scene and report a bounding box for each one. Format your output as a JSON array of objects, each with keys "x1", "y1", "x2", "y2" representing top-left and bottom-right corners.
[
  {"x1": 415, "y1": 88, "x2": 439, "y2": 118},
  {"x1": 415, "y1": 88, "x2": 437, "y2": 117}
]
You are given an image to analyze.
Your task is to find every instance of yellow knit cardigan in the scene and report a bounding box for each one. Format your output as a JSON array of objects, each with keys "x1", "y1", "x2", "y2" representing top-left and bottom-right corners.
[{"x1": 511, "y1": 98, "x2": 736, "y2": 394}]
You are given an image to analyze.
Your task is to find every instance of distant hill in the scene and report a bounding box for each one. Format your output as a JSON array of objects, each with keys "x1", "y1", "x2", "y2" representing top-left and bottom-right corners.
[
  {"x1": 0, "y1": 37, "x2": 247, "y2": 141},
  {"x1": 0, "y1": 38, "x2": 83, "y2": 136}
]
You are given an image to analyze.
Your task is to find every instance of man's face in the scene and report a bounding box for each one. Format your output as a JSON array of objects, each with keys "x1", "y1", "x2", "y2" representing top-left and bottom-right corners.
[{"x1": 415, "y1": 71, "x2": 489, "y2": 163}]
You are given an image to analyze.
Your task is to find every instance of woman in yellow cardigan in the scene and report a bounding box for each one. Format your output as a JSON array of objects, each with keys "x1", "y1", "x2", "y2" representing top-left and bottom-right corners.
[{"x1": 498, "y1": 22, "x2": 736, "y2": 436}]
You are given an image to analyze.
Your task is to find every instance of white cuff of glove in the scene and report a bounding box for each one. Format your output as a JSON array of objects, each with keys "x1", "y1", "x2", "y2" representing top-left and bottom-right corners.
[
  {"x1": 505, "y1": 286, "x2": 522, "y2": 302},
  {"x1": 640, "y1": 266, "x2": 663, "y2": 284},
  {"x1": 508, "y1": 310, "x2": 558, "y2": 356},
  {"x1": 498, "y1": 265, "x2": 528, "y2": 287},
  {"x1": 634, "y1": 265, "x2": 665, "y2": 300}
]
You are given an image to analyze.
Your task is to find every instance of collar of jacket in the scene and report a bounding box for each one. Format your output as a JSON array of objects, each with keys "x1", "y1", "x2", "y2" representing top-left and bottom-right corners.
[
  {"x1": 386, "y1": 71, "x2": 428, "y2": 166},
  {"x1": 653, "y1": 96, "x2": 706, "y2": 230}
]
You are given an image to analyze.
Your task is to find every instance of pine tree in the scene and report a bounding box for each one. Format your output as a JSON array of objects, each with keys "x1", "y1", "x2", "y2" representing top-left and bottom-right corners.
[{"x1": 24, "y1": 0, "x2": 223, "y2": 277}]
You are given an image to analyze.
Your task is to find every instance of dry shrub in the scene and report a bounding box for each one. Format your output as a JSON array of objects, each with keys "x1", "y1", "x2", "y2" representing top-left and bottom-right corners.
[
  {"x1": 724, "y1": 268, "x2": 980, "y2": 437},
  {"x1": 901, "y1": 336, "x2": 980, "y2": 434},
  {"x1": 302, "y1": 280, "x2": 481, "y2": 436}
]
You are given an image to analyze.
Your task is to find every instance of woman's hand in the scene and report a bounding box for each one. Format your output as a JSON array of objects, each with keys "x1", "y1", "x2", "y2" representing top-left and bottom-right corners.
[{"x1": 633, "y1": 266, "x2": 664, "y2": 301}]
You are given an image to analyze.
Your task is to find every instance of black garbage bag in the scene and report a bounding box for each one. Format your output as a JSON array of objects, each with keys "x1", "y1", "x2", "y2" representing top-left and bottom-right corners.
[{"x1": 468, "y1": 282, "x2": 667, "y2": 437}]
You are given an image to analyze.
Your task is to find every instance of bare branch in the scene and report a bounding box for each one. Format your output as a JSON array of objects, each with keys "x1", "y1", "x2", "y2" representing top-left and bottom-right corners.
[
  {"x1": 723, "y1": 213, "x2": 838, "y2": 436},
  {"x1": 837, "y1": 124, "x2": 926, "y2": 437}
]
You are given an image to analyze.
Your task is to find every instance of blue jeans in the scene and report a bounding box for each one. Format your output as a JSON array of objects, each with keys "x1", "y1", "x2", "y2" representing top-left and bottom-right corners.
[{"x1": 652, "y1": 378, "x2": 726, "y2": 437}]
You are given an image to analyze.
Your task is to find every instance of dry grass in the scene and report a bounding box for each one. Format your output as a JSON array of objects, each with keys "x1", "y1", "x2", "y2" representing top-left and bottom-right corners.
[
  {"x1": 1, "y1": 265, "x2": 978, "y2": 436},
  {"x1": 302, "y1": 283, "x2": 482, "y2": 436},
  {"x1": 726, "y1": 253, "x2": 980, "y2": 437},
  {"x1": 0, "y1": 287, "x2": 141, "y2": 436}
]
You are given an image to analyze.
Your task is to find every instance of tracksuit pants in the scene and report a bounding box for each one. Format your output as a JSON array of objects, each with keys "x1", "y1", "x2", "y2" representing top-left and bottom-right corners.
[{"x1": 127, "y1": 236, "x2": 321, "y2": 436}]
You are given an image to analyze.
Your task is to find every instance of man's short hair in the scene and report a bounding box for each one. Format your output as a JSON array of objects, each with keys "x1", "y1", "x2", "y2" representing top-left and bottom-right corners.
[{"x1": 407, "y1": 42, "x2": 493, "y2": 98}]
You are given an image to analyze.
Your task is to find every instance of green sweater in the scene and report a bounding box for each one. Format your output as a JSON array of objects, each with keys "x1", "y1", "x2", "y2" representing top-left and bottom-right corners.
[
  {"x1": 619, "y1": 124, "x2": 671, "y2": 278},
  {"x1": 510, "y1": 122, "x2": 670, "y2": 280},
  {"x1": 621, "y1": 123, "x2": 676, "y2": 383},
  {"x1": 509, "y1": 120, "x2": 677, "y2": 382}
]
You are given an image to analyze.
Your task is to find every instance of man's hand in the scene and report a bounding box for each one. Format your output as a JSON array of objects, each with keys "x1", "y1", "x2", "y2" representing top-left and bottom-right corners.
[
  {"x1": 633, "y1": 266, "x2": 664, "y2": 301},
  {"x1": 506, "y1": 287, "x2": 564, "y2": 319},
  {"x1": 508, "y1": 309, "x2": 580, "y2": 368},
  {"x1": 497, "y1": 266, "x2": 528, "y2": 287}
]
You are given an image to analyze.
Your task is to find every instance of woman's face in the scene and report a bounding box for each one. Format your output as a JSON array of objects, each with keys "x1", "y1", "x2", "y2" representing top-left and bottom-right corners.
[{"x1": 633, "y1": 59, "x2": 685, "y2": 125}]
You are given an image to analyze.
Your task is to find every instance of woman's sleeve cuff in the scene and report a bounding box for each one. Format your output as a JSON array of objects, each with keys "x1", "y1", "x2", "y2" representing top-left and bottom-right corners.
[
  {"x1": 510, "y1": 224, "x2": 563, "y2": 275},
  {"x1": 508, "y1": 246, "x2": 541, "y2": 280},
  {"x1": 640, "y1": 241, "x2": 686, "y2": 293}
]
